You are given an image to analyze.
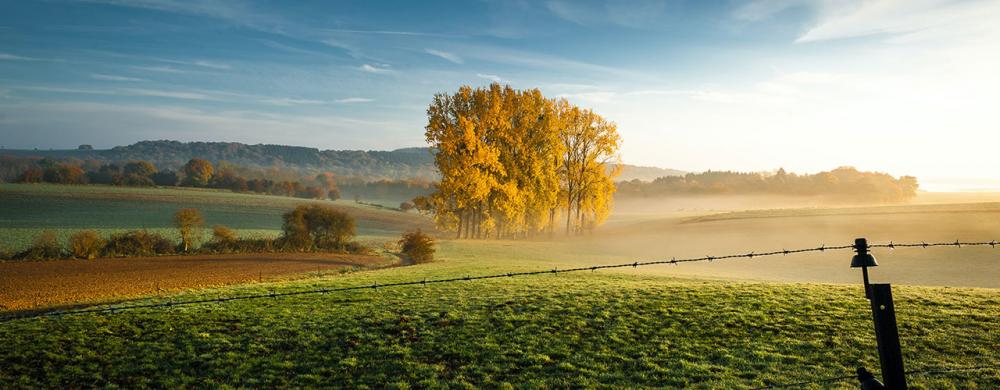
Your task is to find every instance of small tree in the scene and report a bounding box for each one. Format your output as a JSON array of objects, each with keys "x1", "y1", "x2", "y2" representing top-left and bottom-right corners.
[
  {"x1": 68, "y1": 230, "x2": 104, "y2": 259},
  {"x1": 182, "y1": 158, "x2": 214, "y2": 187},
  {"x1": 281, "y1": 204, "x2": 356, "y2": 251},
  {"x1": 174, "y1": 208, "x2": 205, "y2": 251},
  {"x1": 398, "y1": 229, "x2": 435, "y2": 264}
]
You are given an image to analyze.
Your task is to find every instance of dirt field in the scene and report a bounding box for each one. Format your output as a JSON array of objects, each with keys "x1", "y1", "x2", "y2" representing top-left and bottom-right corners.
[{"x1": 0, "y1": 252, "x2": 390, "y2": 312}]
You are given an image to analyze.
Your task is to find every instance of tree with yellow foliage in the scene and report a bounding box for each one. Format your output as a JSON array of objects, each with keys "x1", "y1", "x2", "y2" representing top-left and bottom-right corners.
[{"x1": 425, "y1": 83, "x2": 620, "y2": 239}]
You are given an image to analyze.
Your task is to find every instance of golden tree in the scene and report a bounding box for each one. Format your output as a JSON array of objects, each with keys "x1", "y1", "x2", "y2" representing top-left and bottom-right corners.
[
  {"x1": 174, "y1": 208, "x2": 205, "y2": 251},
  {"x1": 425, "y1": 83, "x2": 620, "y2": 239}
]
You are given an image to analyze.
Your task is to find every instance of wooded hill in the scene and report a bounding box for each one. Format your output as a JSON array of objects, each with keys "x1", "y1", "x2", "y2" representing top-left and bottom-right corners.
[{"x1": 1, "y1": 141, "x2": 439, "y2": 181}]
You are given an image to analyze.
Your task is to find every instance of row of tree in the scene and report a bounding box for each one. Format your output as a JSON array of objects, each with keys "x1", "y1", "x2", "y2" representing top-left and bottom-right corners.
[
  {"x1": 13, "y1": 158, "x2": 345, "y2": 201},
  {"x1": 615, "y1": 167, "x2": 919, "y2": 203},
  {"x1": 424, "y1": 83, "x2": 621, "y2": 238},
  {"x1": 4, "y1": 205, "x2": 364, "y2": 261}
]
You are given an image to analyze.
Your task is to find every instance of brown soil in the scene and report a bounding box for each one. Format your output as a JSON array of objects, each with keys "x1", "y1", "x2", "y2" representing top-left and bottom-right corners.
[{"x1": 0, "y1": 252, "x2": 388, "y2": 312}]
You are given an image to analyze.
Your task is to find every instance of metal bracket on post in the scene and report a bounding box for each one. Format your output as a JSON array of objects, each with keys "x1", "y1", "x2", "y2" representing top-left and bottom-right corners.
[{"x1": 869, "y1": 284, "x2": 907, "y2": 389}]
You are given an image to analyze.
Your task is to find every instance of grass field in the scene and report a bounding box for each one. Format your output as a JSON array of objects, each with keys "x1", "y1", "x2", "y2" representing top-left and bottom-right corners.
[
  {"x1": 0, "y1": 256, "x2": 996, "y2": 388},
  {"x1": 0, "y1": 183, "x2": 432, "y2": 252},
  {"x1": 1, "y1": 185, "x2": 997, "y2": 387}
]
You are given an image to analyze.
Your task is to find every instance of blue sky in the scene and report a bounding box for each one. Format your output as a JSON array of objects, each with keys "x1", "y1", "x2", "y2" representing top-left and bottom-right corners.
[{"x1": 1, "y1": 0, "x2": 999, "y2": 186}]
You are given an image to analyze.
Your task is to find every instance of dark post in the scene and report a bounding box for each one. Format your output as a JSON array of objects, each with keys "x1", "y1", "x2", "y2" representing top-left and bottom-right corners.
[
  {"x1": 851, "y1": 238, "x2": 907, "y2": 389},
  {"x1": 869, "y1": 284, "x2": 907, "y2": 389}
]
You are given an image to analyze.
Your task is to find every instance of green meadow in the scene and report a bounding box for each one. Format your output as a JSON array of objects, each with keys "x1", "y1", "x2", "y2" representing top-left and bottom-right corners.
[{"x1": 1, "y1": 184, "x2": 998, "y2": 387}]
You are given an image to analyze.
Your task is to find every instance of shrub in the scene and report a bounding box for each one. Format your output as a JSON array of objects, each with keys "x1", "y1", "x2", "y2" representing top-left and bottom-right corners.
[
  {"x1": 102, "y1": 230, "x2": 175, "y2": 257},
  {"x1": 16, "y1": 230, "x2": 63, "y2": 260},
  {"x1": 398, "y1": 229, "x2": 435, "y2": 264},
  {"x1": 174, "y1": 208, "x2": 204, "y2": 251},
  {"x1": 68, "y1": 230, "x2": 104, "y2": 259},
  {"x1": 281, "y1": 204, "x2": 356, "y2": 251},
  {"x1": 203, "y1": 225, "x2": 239, "y2": 253},
  {"x1": 212, "y1": 225, "x2": 238, "y2": 244},
  {"x1": 344, "y1": 241, "x2": 373, "y2": 255}
]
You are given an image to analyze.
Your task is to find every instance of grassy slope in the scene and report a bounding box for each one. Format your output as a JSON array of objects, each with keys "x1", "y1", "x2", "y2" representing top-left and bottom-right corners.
[
  {"x1": 0, "y1": 242, "x2": 997, "y2": 388},
  {"x1": 0, "y1": 184, "x2": 432, "y2": 251}
]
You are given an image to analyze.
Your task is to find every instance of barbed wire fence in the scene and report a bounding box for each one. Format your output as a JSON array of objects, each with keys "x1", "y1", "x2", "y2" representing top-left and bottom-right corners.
[
  {"x1": 1, "y1": 239, "x2": 998, "y2": 388},
  {"x1": 1, "y1": 240, "x2": 996, "y2": 324}
]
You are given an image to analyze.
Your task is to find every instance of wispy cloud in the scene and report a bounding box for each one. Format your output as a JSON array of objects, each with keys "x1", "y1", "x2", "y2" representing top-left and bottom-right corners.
[
  {"x1": 1, "y1": 101, "x2": 413, "y2": 149},
  {"x1": 87, "y1": 0, "x2": 288, "y2": 34},
  {"x1": 90, "y1": 73, "x2": 145, "y2": 82},
  {"x1": 0, "y1": 53, "x2": 42, "y2": 61},
  {"x1": 335, "y1": 97, "x2": 373, "y2": 104},
  {"x1": 424, "y1": 48, "x2": 463, "y2": 64},
  {"x1": 322, "y1": 28, "x2": 454, "y2": 37},
  {"x1": 158, "y1": 59, "x2": 231, "y2": 70},
  {"x1": 359, "y1": 64, "x2": 394, "y2": 74},
  {"x1": 732, "y1": 0, "x2": 806, "y2": 22},
  {"x1": 132, "y1": 65, "x2": 186, "y2": 74},
  {"x1": 262, "y1": 98, "x2": 326, "y2": 106},
  {"x1": 261, "y1": 97, "x2": 373, "y2": 106},
  {"x1": 545, "y1": 0, "x2": 666, "y2": 28},
  {"x1": 476, "y1": 73, "x2": 506, "y2": 83},
  {"x1": 796, "y1": 0, "x2": 1000, "y2": 43},
  {"x1": 15, "y1": 85, "x2": 215, "y2": 101},
  {"x1": 120, "y1": 88, "x2": 213, "y2": 100}
]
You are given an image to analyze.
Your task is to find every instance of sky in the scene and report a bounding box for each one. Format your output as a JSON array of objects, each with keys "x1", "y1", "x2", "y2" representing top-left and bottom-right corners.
[{"x1": 1, "y1": 0, "x2": 999, "y2": 187}]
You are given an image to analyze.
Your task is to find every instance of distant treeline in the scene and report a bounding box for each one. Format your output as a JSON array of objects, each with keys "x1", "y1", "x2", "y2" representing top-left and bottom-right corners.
[
  {"x1": 615, "y1": 167, "x2": 919, "y2": 203},
  {"x1": 2, "y1": 156, "x2": 434, "y2": 204},
  {"x1": 1, "y1": 140, "x2": 439, "y2": 181}
]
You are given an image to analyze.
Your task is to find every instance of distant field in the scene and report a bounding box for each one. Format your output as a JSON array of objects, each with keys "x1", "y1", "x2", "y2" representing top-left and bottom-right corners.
[{"x1": 0, "y1": 184, "x2": 433, "y2": 252}]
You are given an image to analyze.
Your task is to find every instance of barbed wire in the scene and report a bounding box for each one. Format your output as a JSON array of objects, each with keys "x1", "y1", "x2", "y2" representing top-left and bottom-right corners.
[
  {"x1": 870, "y1": 240, "x2": 998, "y2": 249},
  {"x1": 0, "y1": 240, "x2": 995, "y2": 323},
  {"x1": 754, "y1": 363, "x2": 1000, "y2": 389}
]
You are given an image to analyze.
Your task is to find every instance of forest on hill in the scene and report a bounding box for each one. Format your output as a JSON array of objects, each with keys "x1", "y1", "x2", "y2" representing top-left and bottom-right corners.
[
  {"x1": 1, "y1": 141, "x2": 439, "y2": 181},
  {"x1": 616, "y1": 167, "x2": 920, "y2": 203}
]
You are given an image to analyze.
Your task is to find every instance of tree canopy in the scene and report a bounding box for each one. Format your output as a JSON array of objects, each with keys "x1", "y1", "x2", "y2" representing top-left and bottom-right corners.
[{"x1": 425, "y1": 83, "x2": 621, "y2": 239}]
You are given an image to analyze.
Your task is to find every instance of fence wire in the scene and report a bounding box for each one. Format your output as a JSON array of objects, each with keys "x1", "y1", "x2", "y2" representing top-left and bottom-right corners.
[{"x1": 1, "y1": 240, "x2": 995, "y2": 323}]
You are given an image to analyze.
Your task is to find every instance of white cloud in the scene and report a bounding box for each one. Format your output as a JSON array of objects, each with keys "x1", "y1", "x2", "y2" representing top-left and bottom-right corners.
[
  {"x1": 424, "y1": 48, "x2": 463, "y2": 64},
  {"x1": 335, "y1": 97, "x2": 373, "y2": 104},
  {"x1": 359, "y1": 64, "x2": 393, "y2": 74},
  {"x1": 90, "y1": 73, "x2": 145, "y2": 82},
  {"x1": 797, "y1": 0, "x2": 1000, "y2": 43},
  {"x1": 476, "y1": 73, "x2": 507, "y2": 83}
]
